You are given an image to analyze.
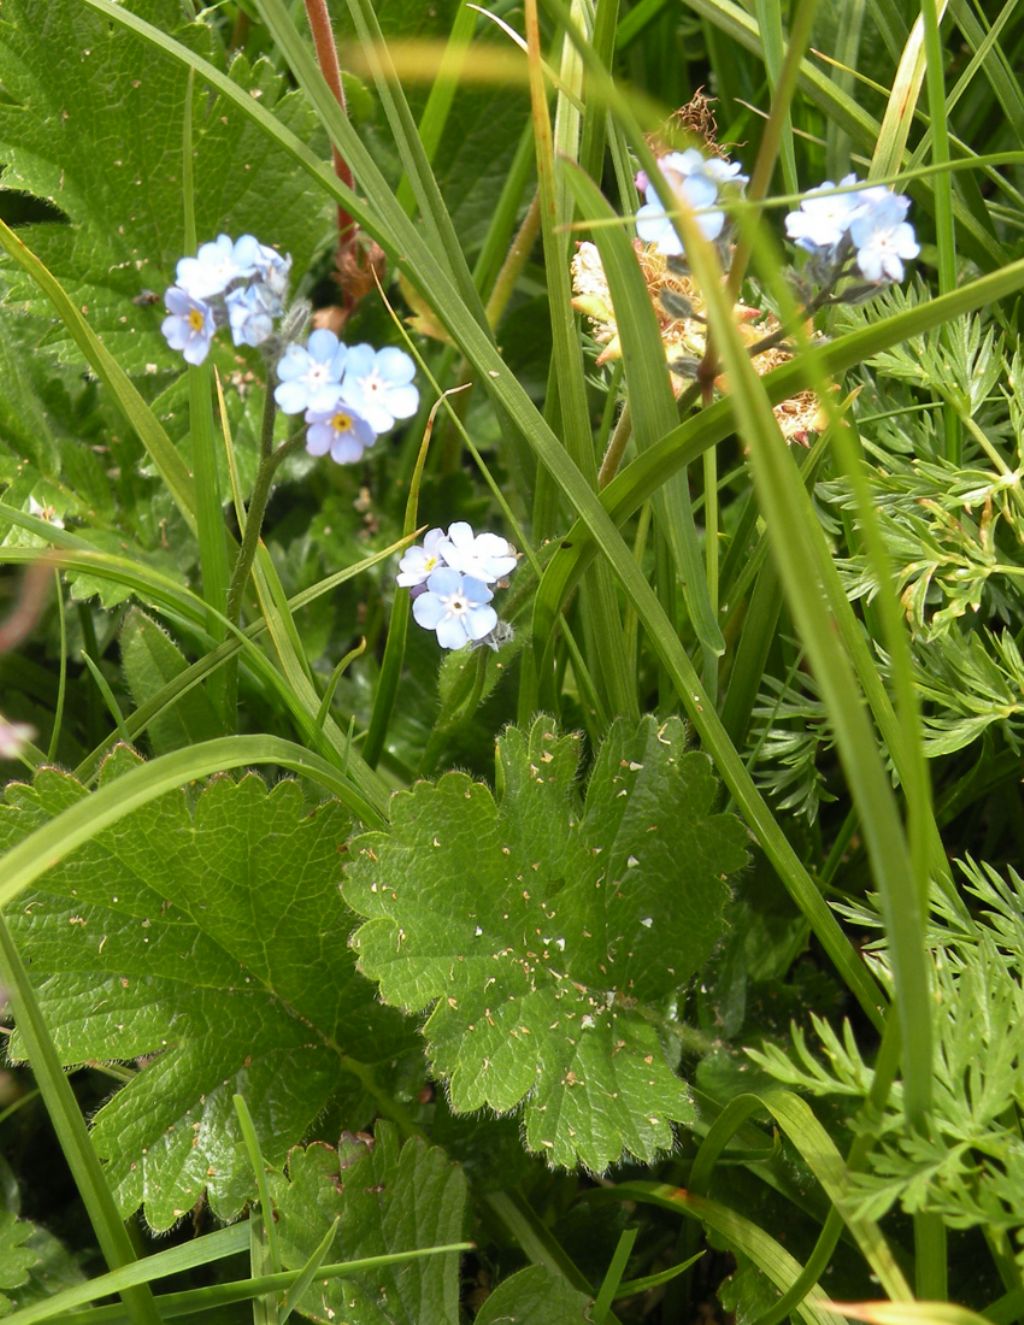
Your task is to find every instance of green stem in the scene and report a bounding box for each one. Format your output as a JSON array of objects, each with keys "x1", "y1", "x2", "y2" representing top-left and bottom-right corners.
[
  {"x1": 225, "y1": 428, "x2": 305, "y2": 626},
  {"x1": 258, "y1": 370, "x2": 277, "y2": 461},
  {"x1": 484, "y1": 191, "x2": 541, "y2": 330}
]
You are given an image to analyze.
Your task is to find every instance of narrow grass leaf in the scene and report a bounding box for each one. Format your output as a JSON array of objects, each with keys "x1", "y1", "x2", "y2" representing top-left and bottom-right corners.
[
  {"x1": 870, "y1": 4, "x2": 948, "y2": 180},
  {"x1": 0, "y1": 921, "x2": 162, "y2": 1325},
  {"x1": 598, "y1": 1182, "x2": 845, "y2": 1325},
  {"x1": 561, "y1": 164, "x2": 723, "y2": 655}
]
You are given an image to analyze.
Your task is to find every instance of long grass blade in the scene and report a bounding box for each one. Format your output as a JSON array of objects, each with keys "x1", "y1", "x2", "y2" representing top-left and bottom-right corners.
[
  {"x1": 0, "y1": 920, "x2": 162, "y2": 1325},
  {"x1": 0, "y1": 734, "x2": 389, "y2": 914}
]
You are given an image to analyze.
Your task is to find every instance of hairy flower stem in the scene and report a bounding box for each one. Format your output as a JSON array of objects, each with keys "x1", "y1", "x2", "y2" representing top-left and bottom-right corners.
[
  {"x1": 258, "y1": 371, "x2": 277, "y2": 462},
  {"x1": 485, "y1": 191, "x2": 542, "y2": 330},
  {"x1": 598, "y1": 401, "x2": 632, "y2": 488},
  {"x1": 225, "y1": 427, "x2": 306, "y2": 626}
]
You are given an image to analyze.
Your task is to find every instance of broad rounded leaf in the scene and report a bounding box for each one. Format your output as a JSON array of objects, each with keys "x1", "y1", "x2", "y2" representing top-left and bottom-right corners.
[
  {"x1": 0, "y1": 755, "x2": 416, "y2": 1230},
  {"x1": 343, "y1": 716, "x2": 748, "y2": 1170}
]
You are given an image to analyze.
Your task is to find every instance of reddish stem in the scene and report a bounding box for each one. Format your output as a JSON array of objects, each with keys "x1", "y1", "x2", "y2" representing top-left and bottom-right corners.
[{"x1": 303, "y1": 0, "x2": 357, "y2": 253}]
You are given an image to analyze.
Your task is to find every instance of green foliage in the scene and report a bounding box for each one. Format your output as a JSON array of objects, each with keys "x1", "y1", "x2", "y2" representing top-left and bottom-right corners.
[
  {"x1": 271, "y1": 1125, "x2": 466, "y2": 1325},
  {"x1": 0, "y1": 754, "x2": 416, "y2": 1230},
  {"x1": 751, "y1": 857, "x2": 1024, "y2": 1253},
  {"x1": 119, "y1": 608, "x2": 221, "y2": 754},
  {"x1": 0, "y1": 0, "x2": 327, "y2": 375},
  {"x1": 0, "y1": 1208, "x2": 82, "y2": 1317},
  {"x1": 474, "y1": 1266, "x2": 593, "y2": 1325},
  {"x1": 344, "y1": 716, "x2": 749, "y2": 1169},
  {"x1": 4, "y1": 0, "x2": 1024, "y2": 1318}
]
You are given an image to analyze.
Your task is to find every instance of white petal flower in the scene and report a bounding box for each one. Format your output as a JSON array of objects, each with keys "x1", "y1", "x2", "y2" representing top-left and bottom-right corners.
[
  {"x1": 784, "y1": 174, "x2": 864, "y2": 252},
  {"x1": 396, "y1": 529, "x2": 448, "y2": 588},
  {"x1": 437, "y1": 522, "x2": 517, "y2": 584}
]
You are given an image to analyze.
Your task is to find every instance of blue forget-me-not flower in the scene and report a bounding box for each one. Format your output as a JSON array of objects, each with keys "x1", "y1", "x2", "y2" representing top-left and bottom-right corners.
[
  {"x1": 785, "y1": 179, "x2": 919, "y2": 285},
  {"x1": 635, "y1": 148, "x2": 747, "y2": 256},
  {"x1": 412, "y1": 568, "x2": 498, "y2": 649},
  {"x1": 161, "y1": 286, "x2": 217, "y2": 365},
  {"x1": 399, "y1": 522, "x2": 517, "y2": 650},
  {"x1": 304, "y1": 401, "x2": 378, "y2": 465},
  {"x1": 339, "y1": 344, "x2": 420, "y2": 434},
  {"x1": 273, "y1": 328, "x2": 349, "y2": 415}
]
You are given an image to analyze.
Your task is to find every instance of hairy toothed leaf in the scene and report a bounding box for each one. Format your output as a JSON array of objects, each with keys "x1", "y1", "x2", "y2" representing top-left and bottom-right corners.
[
  {"x1": 0, "y1": 753, "x2": 416, "y2": 1231},
  {"x1": 0, "y1": 1209, "x2": 83, "y2": 1317},
  {"x1": 343, "y1": 716, "x2": 748, "y2": 1171},
  {"x1": 270, "y1": 1124, "x2": 466, "y2": 1325}
]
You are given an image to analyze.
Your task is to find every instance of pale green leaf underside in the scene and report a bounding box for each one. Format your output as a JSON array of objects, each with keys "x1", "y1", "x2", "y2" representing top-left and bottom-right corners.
[
  {"x1": 0, "y1": 757, "x2": 414, "y2": 1230},
  {"x1": 344, "y1": 717, "x2": 749, "y2": 1171}
]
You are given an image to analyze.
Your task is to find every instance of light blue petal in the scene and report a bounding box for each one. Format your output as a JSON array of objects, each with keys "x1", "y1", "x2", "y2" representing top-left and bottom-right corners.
[
  {"x1": 305, "y1": 424, "x2": 332, "y2": 456},
  {"x1": 435, "y1": 616, "x2": 469, "y2": 649},
  {"x1": 681, "y1": 174, "x2": 717, "y2": 209},
  {"x1": 343, "y1": 342, "x2": 376, "y2": 377},
  {"x1": 306, "y1": 383, "x2": 345, "y2": 414},
  {"x1": 182, "y1": 335, "x2": 212, "y2": 366},
  {"x1": 164, "y1": 285, "x2": 191, "y2": 315},
  {"x1": 307, "y1": 328, "x2": 341, "y2": 362},
  {"x1": 426, "y1": 567, "x2": 462, "y2": 596},
  {"x1": 462, "y1": 576, "x2": 493, "y2": 605},
  {"x1": 464, "y1": 605, "x2": 498, "y2": 640},
  {"x1": 413, "y1": 593, "x2": 445, "y2": 629},
  {"x1": 330, "y1": 434, "x2": 366, "y2": 464},
  {"x1": 383, "y1": 383, "x2": 419, "y2": 420},
  {"x1": 274, "y1": 380, "x2": 308, "y2": 414},
  {"x1": 375, "y1": 346, "x2": 416, "y2": 384},
  {"x1": 275, "y1": 346, "x2": 309, "y2": 382}
]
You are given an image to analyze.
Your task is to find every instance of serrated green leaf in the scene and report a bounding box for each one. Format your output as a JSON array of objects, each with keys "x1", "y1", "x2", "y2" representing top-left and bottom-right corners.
[
  {"x1": 120, "y1": 608, "x2": 221, "y2": 754},
  {"x1": 343, "y1": 716, "x2": 748, "y2": 1171},
  {"x1": 0, "y1": 1210, "x2": 83, "y2": 1318},
  {"x1": 475, "y1": 1265, "x2": 592, "y2": 1325},
  {"x1": 0, "y1": 760, "x2": 416, "y2": 1231},
  {"x1": 0, "y1": 1214, "x2": 39, "y2": 1311},
  {"x1": 270, "y1": 1124, "x2": 466, "y2": 1325}
]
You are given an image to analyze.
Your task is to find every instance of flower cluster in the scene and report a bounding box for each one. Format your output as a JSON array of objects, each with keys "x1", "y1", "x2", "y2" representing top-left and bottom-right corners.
[
  {"x1": 161, "y1": 233, "x2": 292, "y2": 364},
  {"x1": 274, "y1": 331, "x2": 419, "y2": 465},
  {"x1": 572, "y1": 241, "x2": 826, "y2": 445},
  {"x1": 397, "y1": 522, "x2": 518, "y2": 650},
  {"x1": 785, "y1": 176, "x2": 920, "y2": 283},
  {"x1": 635, "y1": 148, "x2": 748, "y2": 257},
  {"x1": 159, "y1": 236, "x2": 420, "y2": 464}
]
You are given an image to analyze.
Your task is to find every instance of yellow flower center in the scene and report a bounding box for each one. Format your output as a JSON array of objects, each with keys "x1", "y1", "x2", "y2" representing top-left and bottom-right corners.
[
  {"x1": 331, "y1": 411, "x2": 352, "y2": 433},
  {"x1": 187, "y1": 308, "x2": 206, "y2": 332}
]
